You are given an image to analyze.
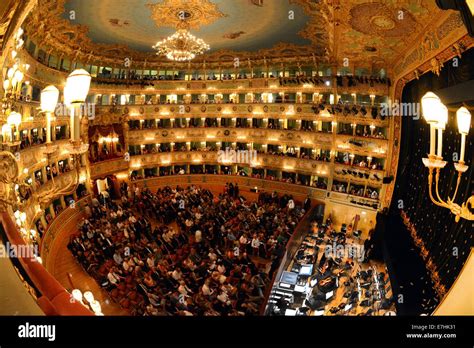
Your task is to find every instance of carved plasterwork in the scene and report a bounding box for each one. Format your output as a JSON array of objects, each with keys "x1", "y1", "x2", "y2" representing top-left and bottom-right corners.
[
  {"x1": 99, "y1": 104, "x2": 390, "y2": 126},
  {"x1": 90, "y1": 107, "x2": 127, "y2": 126},
  {"x1": 288, "y1": 0, "x2": 332, "y2": 58},
  {"x1": 146, "y1": 0, "x2": 227, "y2": 30},
  {"x1": 22, "y1": 0, "x2": 332, "y2": 67},
  {"x1": 125, "y1": 151, "x2": 332, "y2": 176},
  {"x1": 33, "y1": 170, "x2": 79, "y2": 208},
  {"x1": 349, "y1": 3, "x2": 417, "y2": 38},
  {"x1": 394, "y1": 12, "x2": 465, "y2": 77},
  {"x1": 0, "y1": 151, "x2": 19, "y2": 211},
  {"x1": 333, "y1": 0, "x2": 444, "y2": 68},
  {"x1": 126, "y1": 128, "x2": 376, "y2": 155},
  {"x1": 17, "y1": 0, "x2": 464, "y2": 73}
]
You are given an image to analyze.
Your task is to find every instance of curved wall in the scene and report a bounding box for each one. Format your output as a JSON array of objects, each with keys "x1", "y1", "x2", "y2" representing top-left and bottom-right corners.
[{"x1": 433, "y1": 249, "x2": 474, "y2": 315}]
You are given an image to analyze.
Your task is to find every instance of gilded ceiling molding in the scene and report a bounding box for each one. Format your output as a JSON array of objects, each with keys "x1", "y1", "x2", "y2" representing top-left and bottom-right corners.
[
  {"x1": 393, "y1": 12, "x2": 467, "y2": 79},
  {"x1": 334, "y1": 0, "x2": 441, "y2": 69},
  {"x1": 289, "y1": 0, "x2": 332, "y2": 59},
  {"x1": 13, "y1": 1, "x2": 454, "y2": 71},
  {"x1": 349, "y1": 3, "x2": 417, "y2": 38},
  {"x1": 22, "y1": 0, "x2": 329, "y2": 67},
  {"x1": 146, "y1": 0, "x2": 227, "y2": 30},
  {"x1": 89, "y1": 111, "x2": 128, "y2": 127}
]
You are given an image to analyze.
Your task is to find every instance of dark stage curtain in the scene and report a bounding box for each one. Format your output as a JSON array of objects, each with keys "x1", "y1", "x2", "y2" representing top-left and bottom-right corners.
[{"x1": 391, "y1": 48, "x2": 474, "y2": 300}]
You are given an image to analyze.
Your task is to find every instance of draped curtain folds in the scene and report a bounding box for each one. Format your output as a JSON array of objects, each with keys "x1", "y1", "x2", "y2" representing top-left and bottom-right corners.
[
  {"x1": 392, "y1": 48, "x2": 474, "y2": 295},
  {"x1": 88, "y1": 124, "x2": 124, "y2": 146}
]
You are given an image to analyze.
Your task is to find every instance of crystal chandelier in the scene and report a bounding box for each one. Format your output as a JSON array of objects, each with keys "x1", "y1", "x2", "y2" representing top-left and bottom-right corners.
[{"x1": 152, "y1": 14, "x2": 210, "y2": 61}]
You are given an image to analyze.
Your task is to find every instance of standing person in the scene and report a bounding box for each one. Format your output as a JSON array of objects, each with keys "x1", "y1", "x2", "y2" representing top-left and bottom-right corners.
[
  {"x1": 363, "y1": 228, "x2": 375, "y2": 262},
  {"x1": 251, "y1": 234, "x2": 260, "y2": 256},
  {"x1": 304, "y1": 196, "x2": 311, "y2": 211},
  {"x1": 234, "y1": 183, "x2": 240, "y2": 199}
]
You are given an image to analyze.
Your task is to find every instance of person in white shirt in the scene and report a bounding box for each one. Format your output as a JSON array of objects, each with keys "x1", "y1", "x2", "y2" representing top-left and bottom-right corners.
[
  {"x1": 208, "y1": 249, "x2": 217, "y2": 261},
  {"x1": 195, "y1": 230, "x2": 202, "y2": 243},
  {"x1": 146, "y1": 256, "x2": 155, "y2": 268},
  {"x1": 267, "y1": 236, "x2": 277, "y2": 250},
  {"x1": 86, "y1": 229, "x2": 94, "y2": 239},
  {"x1": 217, "y1": 291, "x2": 229, "y2": 304},
  {"x1": 251, "y1": 234, "x2": 260, "y2": 256},
  {"x1": 107, "y1": 270, "x2": 121, "y2": 285},
  {"x1": 178, "y1": 280, "x2": 193, "y2": 296},
  {"x1": 202, "y1": 279, "x2": 214, "y2": 296},
  {"x1": 123, "y1": 258, "x2": 135, "y2": 272},
  {"x1": 287, "y1": 199, "x2": 295, "y2": 210},
  {"x1": 113, "y1": 252, "x2": 123, "y2": 265},
  {"x1": 217, "y1": 263, "x2": 226, "y2": 274},
  {"x1": 171, "y1": 269, "x2": 182, "y2": 281},
  {"x1": 162, "y1": 231, "x2": 171, "y2": 243}
]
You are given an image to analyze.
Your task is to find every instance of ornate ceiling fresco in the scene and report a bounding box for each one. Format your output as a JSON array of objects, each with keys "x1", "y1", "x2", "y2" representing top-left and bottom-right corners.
[
  {"x1": 21, "y1": 0, "x2": 459, "y2": 70},
  {"x1": 335, "y1": 1, "x2": 442, "y2": 65},
  {"x1": 146, "y1": 0, "x2": 228, "y2": 31},
  {"x1": 23, "y1": 0, "x2": 327, "y2": 66},
  {"x1": 61, "y1": 0, "x2": 316, "y2": 53}
]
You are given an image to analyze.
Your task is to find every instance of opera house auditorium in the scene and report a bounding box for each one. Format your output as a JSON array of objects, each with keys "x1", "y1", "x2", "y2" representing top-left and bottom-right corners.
[{"x1": 0, "y1": 0, "x2": 472, "y2": 327}]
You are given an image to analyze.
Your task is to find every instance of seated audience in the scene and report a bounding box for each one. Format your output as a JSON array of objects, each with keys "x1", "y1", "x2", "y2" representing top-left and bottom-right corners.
[{"x1": 68, "y1": 185, "x2": 305, "y2": 316}]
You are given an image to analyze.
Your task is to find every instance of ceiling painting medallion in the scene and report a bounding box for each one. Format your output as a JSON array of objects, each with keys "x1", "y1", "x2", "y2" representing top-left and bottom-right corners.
[
  {"x1": 349, "y1": 2, "x2": 417, "y2": 38},
  {"x1": 146, "y1": 0, "x2": 227, "y2": 30}
]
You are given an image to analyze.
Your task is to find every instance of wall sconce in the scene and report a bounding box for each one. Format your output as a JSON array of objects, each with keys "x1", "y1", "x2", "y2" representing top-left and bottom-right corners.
[{"x1": 421, "y1": 91, "x2": 472, "y2": 221}]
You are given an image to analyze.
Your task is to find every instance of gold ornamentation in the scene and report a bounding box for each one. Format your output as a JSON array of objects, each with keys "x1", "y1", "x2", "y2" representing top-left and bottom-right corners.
[
  {"x1": 371, "y1": 16, "x2": 396, "y2": 30},
  {"x1": 289, "y1": 0, "x2": 331, "y2": 57},
  {"x1": 146, "y1": 0, "x2": 227, "y2": 30},
  {"x1": 459, "y1": 196, "x2": 474, "y2": 221},
  {"x1": 394, "y1": 12, "x2": 466, "y2": 76},
  {"x1": 34, "y1": 170, "x2": 79, "y2": 207},
  {"x1": 349, "y1": 3, "x2": 417, "y2": 38},
  {"x1": 0, "y1": 151, "x2": 19, "y2": 211},
  {"x1": 20, "y1": 0, "x2": 453, "y2": 69},
  {"x1": 23, "y1": 0, "x2": 325, "y2": 66},
  {"x1": 430, "y1": 58, "x2": 444, "y2": 76},
  {"x1": 423, "y1": 155, "x2": 473, "y2": 222}
]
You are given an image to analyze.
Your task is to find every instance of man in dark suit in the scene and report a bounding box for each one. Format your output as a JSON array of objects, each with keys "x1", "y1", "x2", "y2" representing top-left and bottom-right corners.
[{"x1": 304, "y1": 196, "x2": 311, "y2": 211}]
